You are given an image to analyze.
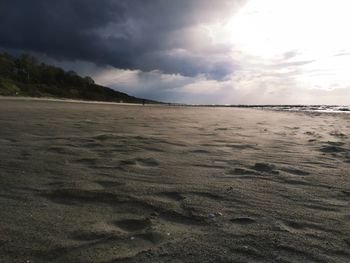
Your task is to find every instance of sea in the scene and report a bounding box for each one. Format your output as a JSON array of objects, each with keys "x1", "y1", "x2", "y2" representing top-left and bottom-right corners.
[{"x1": 255, "y1": 105, "x2": 350, "y2": 113}]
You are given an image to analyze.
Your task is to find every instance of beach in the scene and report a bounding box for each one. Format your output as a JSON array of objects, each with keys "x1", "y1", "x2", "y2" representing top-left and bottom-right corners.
[{"x1": 0, "y1": 98, "x2": 349, "y2": 263}]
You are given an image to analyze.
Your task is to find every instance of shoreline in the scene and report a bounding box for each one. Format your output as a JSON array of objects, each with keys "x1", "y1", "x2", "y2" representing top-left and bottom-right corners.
[{"x1": 1, "y1": 96, "x2": 349, "y2": 115}]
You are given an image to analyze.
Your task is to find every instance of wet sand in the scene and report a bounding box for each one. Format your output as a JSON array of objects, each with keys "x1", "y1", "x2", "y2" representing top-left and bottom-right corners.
[{"x1": 0, "y1": 98, "x2": 349, "y2": 263}]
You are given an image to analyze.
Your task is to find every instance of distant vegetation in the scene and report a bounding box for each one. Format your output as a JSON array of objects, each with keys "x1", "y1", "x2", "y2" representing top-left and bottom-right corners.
[{"x1": 0, "y1": 52, "x2": 154, "y2": 104}]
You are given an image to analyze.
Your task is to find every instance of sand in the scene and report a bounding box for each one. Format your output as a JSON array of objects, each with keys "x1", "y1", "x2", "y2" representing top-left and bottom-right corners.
[{"x1": 0, "y1": 98, "x2": 349, "y2": 263}]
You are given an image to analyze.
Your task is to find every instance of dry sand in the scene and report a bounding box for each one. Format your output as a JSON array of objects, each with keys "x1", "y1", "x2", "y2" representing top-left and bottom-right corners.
[{"x1": 0, "y1": 98, "x2": 349, "y2": 263}]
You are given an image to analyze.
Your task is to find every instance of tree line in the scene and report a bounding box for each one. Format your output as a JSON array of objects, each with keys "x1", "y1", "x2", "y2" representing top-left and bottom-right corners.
[{"x1": 0, "y1": 52, "x2": 151, "y2": 103}]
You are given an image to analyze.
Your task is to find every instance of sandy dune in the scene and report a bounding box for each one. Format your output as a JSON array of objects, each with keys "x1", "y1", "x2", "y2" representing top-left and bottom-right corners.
[{"x1": 0, "y1": 98, "x2": 349, "y2": 262}]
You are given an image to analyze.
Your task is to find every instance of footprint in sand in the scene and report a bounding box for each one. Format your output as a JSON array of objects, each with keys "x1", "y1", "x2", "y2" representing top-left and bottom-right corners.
[
  {"x1": 230, "y1": 217, "x2": 256, "y2": 225},
  {"x1": 93, "y1": 133, "x2": 114, "y2": 141},
  {"x1": 120, "y1": 159, "x2": 137, "y2": 165},
  {"x1": 251, "y1": 163, "x2": 279, "y2": 174},
  {"x1": 320, "y1": 145, "x2": 347, "y2": 153},
  {"x1": 280, "y1": 167, "x2": 310, "y2": 176},
  {"x1": 114, "y1": 218, "x2": 152, "y2": 232},
  {"x1": 136, "y1": 158, "x2": 160, "y2": 167},
  {"x1": 229, "y1": 168, "x2": 259, "y2": 176},
  {"x1": 70, "y1": 230, "x2": 111, "y2": 241},
  {"x1": 113, "y1": 218, "x2": 165, "y2": 244},
  {"x1": 329, "y1": 131, "x2": 347, "y2": 139},
  {"x1": 95, "y1": 180, "x2": 124, "y2": 188},
  {"x1": 344, "y1": 238, "x2": 350, "y2": 247},
  {"x1": 133, "y1": 232, "x2": 165, "y2": 244},
  {"x1": 158, "y1": 191, "x2": 185, "y2": 201}
]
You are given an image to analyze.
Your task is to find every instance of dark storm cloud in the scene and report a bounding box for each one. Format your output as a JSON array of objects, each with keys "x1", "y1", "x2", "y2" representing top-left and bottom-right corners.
[{"x1": 0, "y1": 0, "x2": 244, "y2": 79}]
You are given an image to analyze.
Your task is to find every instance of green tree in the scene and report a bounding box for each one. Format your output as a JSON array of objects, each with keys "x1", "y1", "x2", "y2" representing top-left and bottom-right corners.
[{"x1": 0, "y1": 52, "x2": 15, "y2": 77}]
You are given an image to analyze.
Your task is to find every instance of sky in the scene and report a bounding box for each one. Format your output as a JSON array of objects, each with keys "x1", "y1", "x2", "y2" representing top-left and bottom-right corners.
[{"x1": 1, "y1": 0, "x2": 350, "y2": 104}]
